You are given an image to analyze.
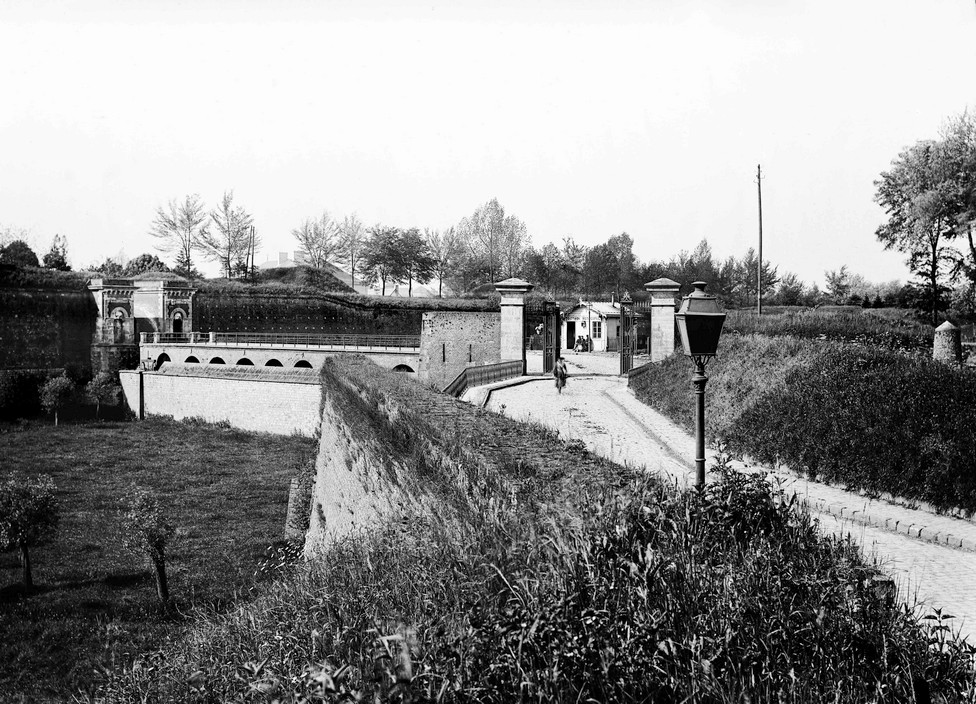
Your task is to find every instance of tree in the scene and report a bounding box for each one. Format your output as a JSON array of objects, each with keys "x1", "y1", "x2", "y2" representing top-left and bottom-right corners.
[
  {"x1": 358, "y1": 226, "x2": 406, "y2": 295},
  {"x1": 399, "y1": 228, "x2": 437, "y2": 296},
  {"x1": 293, "y1": 212, "x2": 339, "y2": 269},
  {"x1": 123, "y1": 253, "x2": 171, "y2": 277},
  {"x1": 121, "y1": 487, "x2": 175, "y2": 609},
  {"x1": 457, "y1": 198, "x2": 529, "y2": 284},
  {"x1": 941, "y1": 111, "x2": 976, "y2": 283},
  {"x1": 42, "y1": 235, "x2": 70, "y2": 271},
  {"x1": 199, "y1": 191, "x2": 254, "y2": 279},
  {"x1": 150, "y1": 194, "x2": 208, "y2": 277},
  {"x1": 876, "y1": 140, "x2": 960, "y2": 323},
  {"x1": 0, "y1": 473, "x2": 59, "y2": 590},
  {"x1": 0, "y1": 240, "x2": 39, "y2": 268},
  {"x1": 775, "y1": 272, "x2": 806, "y2": 306},
  {"x1": 40, "y1": 375, "x2": 74, "y2": 426},
  {"x1": 337, "y1": 214, "x2": 366, "y2": 290},
  {"x1": 606, "y1": 232, "x2": 637, "y2": 294},
  {"x1": 87, "y1": 256, "x2": 125, "y2": 277},
  {"x1": 825, "y1": 265, "x2": 852, "y2": 303},
  {"x1": 86, "y1": 372, "x2": 120, "y2": 420},
  {"x1": 424, "y1": 227, "x2": 461, "y2": 297}
]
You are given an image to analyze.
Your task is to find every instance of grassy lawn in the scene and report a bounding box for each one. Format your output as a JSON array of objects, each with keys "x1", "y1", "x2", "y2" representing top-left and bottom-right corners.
[{"x1": 0, "y1": 417, "x2": 316, "y2": 702}]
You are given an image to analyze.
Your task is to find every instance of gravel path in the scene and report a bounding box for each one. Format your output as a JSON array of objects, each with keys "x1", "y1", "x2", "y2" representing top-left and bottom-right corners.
[{"x1": 470, "y1": 351, "x2": 976, "y2": 643}]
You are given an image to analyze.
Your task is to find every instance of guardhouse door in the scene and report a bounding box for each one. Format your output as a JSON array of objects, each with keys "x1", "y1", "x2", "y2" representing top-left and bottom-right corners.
[{"x1": 542, "y1": 300, "x2": 560, "y2": 374}]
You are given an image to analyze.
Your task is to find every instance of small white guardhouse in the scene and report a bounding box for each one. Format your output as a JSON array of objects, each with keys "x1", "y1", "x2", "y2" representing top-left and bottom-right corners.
[{"x1": 560, "y1": 300, "x2": 621, "y2": 352}]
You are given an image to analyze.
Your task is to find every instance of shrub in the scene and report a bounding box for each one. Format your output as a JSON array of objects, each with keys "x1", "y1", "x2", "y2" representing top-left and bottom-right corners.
[
  {"x1": 39, "y1": 374, "x2": 75, "y2": 426},
  {"x1": 120, "y1": 487, "x2": 176, "y2": 609},
  {"x1": 0, "y1": 473, "x2": 59, "y2": 589},
  {"x1": 0, "y1": 369, "x2": 58, "y2": 420},
  {"x1": 85, "y1": 372, "x2": 120, "y2": 419}
]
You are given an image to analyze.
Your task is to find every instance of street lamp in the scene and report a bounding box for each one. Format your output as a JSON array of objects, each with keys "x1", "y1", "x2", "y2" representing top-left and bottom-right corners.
[{"x1": 674, "y1": 281, "x2": 726, "y2": 489}]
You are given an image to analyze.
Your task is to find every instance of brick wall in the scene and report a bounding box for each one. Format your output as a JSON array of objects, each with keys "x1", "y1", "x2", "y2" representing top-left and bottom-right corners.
[
  {"x1": 119, "y1": 365, "x2": 321, "y2": 436},
  {"x1": 418, "y1": 310, "x2": 501, "y2": 390},
  {"x1": 0, "y1": 289, "x2": 95, "y2": 374}
]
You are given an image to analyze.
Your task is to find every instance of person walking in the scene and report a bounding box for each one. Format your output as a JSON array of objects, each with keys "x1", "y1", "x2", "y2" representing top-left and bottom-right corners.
[{"x1": 553, "y1": 357, "x2": 568, "y2": 394}]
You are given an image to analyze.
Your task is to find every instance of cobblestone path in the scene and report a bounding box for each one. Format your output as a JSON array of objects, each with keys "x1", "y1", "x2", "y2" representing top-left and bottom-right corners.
[{"x1": 474, "y1": 352, "x2": 976, "y2": 642}]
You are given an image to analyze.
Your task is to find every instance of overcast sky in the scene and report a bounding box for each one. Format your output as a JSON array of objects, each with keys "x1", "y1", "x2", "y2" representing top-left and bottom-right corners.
[{"x1": 1, "y1": 0, "x2": 975, "y2": 286}]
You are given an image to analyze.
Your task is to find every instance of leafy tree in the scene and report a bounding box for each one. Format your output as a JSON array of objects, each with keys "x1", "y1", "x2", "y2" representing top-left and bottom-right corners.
[
  {"x1": 86, "y1": 257, "x2": 125, "y2": 277},
  {"x1": 199, "y1": 191, "x2": 255, "y2": 279},
  {"x1": 293, "y1": 212, "x2": 339, "y2": 269},
  {"x1": 123, "y1": 253, "x2": 171, "y2": 277},
  {"x1": 457, "y1": 198, "x2": 529, "y2": 283},
  {"x1": 121, "y1": 487, "x2": 175, "y2": 608},
  {"x1": 86, "y1": 372, "x2": 120, "y2": 419},
  {"x1": 0, "y1": 239, "x2": 39, "y2": 268},
  {"x1": 399, "y1": 228, "x2": 437, "y2": 296},
  {"x1": 40, "y1": 375, "x2": 74, "y2": 426},
  {"x1": 606, "y1": 232, "x2": 637, "y2": 293},
  {"x1": 875, "y1": 140, "x2": 960, "y2": 322},
  {"x1": 358, "y1": 226, "x2": 406, "y2": 295},
  {"x1": 337, "y1": 214, "x2": 366, "y2": 290},
  {"x1": 775, "y1": 271, "x2": 806, "y2": 306},
  {"x1": 941, "y1": 112, "x2": 976, "y2": 283},
  {"x1": 0, "y1": 473, "x2": 59, "y2": 589},
  {"x1": 582, "y1": 243, "x2": 618, "y2": 296},
  {"x1": 825, "y1": 265, "x2": 852, "y2": 303},
  {"x1": 41, "y1": 234, "x2": 70, "y2": 271},
  {"x1": 424, "y1": 227, "x2": 461, "y2": 297},
  {"x1": 150, "y1": 194, "x2": 209, "y2": 277}
]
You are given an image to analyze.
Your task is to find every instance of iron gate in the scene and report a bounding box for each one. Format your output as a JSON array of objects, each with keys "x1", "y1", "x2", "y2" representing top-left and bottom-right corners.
[
  {"x1": 542, "y1": 299, "x2": 560, "y2": 374},
  {"x1": 619, "y1": 292, "x2": 634, "y2": 374}
]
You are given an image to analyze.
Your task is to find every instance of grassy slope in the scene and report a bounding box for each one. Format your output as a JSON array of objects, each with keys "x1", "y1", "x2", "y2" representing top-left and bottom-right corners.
[
  {"x1": 85, "y1": 358, "x2": 976, "y2": 703},
  {"x1": 0, "y1": 418, "x2": 316, "y2": 702}
]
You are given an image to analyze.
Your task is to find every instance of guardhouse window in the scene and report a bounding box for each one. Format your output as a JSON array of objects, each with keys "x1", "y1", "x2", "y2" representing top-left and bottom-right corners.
[{"x1": 592, "y1": 321, "x2": 602, "y2": 339}]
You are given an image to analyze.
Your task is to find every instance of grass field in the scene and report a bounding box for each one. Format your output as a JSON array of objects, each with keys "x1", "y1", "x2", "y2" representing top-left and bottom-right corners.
[{"x1": 0, "y1": 417, "x2": 316, "y2": 702}]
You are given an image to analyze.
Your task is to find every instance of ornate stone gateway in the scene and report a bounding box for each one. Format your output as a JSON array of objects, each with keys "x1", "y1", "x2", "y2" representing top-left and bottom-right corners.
[
  {"x1": 619, "y1": 292, "x2": 635, "y2": 374},
  {"x1": 542, "y1": 299, "x2": 561, "y2": 374}
]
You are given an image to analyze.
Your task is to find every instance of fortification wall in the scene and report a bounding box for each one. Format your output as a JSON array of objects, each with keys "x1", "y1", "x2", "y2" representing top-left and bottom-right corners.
[
  {"x1": 419, "y1": 310, "x2": 501, "y2": 389},
  {"x1": 193, "y1": 292, "x2": 425, "y2": 336},
  {"x1": 0, "y1": 288, "x2": 95, "y2": 374},
  {"x1": 119, "y1": 365, "x2": 321, "y2": 436}
]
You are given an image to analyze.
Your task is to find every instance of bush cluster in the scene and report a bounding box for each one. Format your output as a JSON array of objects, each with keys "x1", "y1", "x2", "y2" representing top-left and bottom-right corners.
[
  {"x1": 631, "y1": 333, "x2": 976, "y2": 513},
  {"x1": 728, "y1": 346, "x2": 976, "y2": 512}
]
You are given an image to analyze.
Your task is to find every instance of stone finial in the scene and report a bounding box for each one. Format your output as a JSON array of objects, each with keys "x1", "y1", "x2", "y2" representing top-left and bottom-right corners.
[
  {"x1": 933, "y1": 321, "x2": 962, "y2": 366},
  {"x1": 645, "y1": 277, "x2": 681, "y2": 293}
]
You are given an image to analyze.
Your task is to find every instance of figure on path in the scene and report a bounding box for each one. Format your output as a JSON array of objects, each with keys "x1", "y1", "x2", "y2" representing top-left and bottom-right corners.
[{"x1": 553, "y1": 357, "x2": 568, "y2": 394}]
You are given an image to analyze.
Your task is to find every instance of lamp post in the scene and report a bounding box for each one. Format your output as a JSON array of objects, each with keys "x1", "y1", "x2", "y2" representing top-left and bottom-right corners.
[{"x1": 674, "y1": 281, "x2": 727, "y2": 489}]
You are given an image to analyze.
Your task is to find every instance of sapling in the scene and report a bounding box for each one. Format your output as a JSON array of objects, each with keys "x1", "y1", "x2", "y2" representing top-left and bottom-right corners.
[
  {"x1": 40, "y1": 375, "x2": 75, "y2": 426},
  {"x1": 0, "y1": 473, "x2": 59, "y2": 590},
  {"x1": 86, "y1": 372, "x2": 120, "y2": 420},
  {"x1": 121, "y1": 487, "x2": 176, "y2": 609}
]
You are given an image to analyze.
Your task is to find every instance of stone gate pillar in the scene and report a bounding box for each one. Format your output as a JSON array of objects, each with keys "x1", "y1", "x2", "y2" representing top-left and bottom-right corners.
[
  {"x1": 645, "y1": 278, "x2": 681, "y2": 363},
  {"x1": 495, "y1": 278, "x2": 534, "y2": 371},
  {"x1": 933, "y1": 321, "x2": 962, "y2": 366}
]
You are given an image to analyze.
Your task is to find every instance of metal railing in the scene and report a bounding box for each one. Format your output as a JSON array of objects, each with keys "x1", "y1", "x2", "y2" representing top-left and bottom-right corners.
[
  {"x1": 443, "y1": 360, "x2": 525, "y2": 397},
  {"x1": 142, "y1": 332, "x2": 421, "y2": 350}
]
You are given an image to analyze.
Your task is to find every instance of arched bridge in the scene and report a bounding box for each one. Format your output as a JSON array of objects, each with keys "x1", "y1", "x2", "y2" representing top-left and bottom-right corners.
[{"x1": 138, "y1": 332, "x2": 421, "y2": 373}]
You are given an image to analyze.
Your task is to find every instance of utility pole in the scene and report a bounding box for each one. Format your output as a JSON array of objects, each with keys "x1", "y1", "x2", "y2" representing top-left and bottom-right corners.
[{"x1": 756, "y1": 164, "x2": 763, "y2": 316}]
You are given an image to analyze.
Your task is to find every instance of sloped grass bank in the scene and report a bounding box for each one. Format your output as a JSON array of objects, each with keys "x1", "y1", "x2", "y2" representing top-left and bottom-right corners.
[
  {"x1": 631, "y1": 334, "x2": 976, "y2": 513},
  {"x1": 86, "y1": 360, "x2": 976, "y2": 702},
  {"x1": 0, "y1": 419, "x2": 316, "y2": 702}
]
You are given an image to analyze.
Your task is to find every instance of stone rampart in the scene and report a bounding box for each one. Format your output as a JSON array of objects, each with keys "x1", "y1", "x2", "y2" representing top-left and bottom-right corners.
[
  {"x1": 419, "y1": 310, "x2": 501, "y2": 389},
  {"x1": 0, "y1": 288, "x2": 95, "y2": 374},
  {"x1": 119, "y1": 364, "x2": 321, "y2": 436}
]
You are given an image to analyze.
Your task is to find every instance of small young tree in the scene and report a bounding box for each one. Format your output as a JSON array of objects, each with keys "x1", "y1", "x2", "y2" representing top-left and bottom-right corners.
[
  {"x1": 86, "y1": 372, "x2": 120, "y2": 420},
  {"x1": 0, "y1": 473, "x2": 59, "y2": 590},
  {"x1": 40, "y1": 375, "x2": 75, "y2": 426},
  {"x1": 121, "y1": 488, "x2": 175, "y2": 609}
]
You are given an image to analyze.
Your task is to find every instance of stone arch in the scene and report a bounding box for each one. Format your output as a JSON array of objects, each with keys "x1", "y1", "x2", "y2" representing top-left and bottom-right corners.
[
  {"x1": 156, "y1": 353, "x2": 170, "y2": 369},
  {"x1": 294, "y1": 360, "x2": 313, "y2": 368},
  {"x1": 185, "y1": 355, "x2": 200, "y2": 364},
  {"x1": 265, "y1": 359, "x2": 283, "y2": 367},
  {"x1": 171, "y1": 309, "x2": 186, "y2": 334},
  {"x1": 210, "y1": 357, "x2": 225, "y2": 365},
  {"x1": 236, "y1": 358, "x2": 254, "y2": 366},
  {"x1": 392, "y1": 364, "x2": 415, "y2": 373},
  {"x1": 110, "y1": 307, "x2": 128, "y2": 319}
]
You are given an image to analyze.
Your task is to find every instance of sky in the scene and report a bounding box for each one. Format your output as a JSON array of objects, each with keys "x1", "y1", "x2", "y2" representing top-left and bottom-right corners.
[{"x1": 1, "y1": 0, "x2": 975, "y2": 287}]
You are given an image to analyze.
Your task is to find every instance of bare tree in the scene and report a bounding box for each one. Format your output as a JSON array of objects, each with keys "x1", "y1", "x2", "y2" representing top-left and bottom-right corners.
[
  {"x1": 293, "y1": 212, "x2": 339, "y2": 268},
  {"x1": 424, "y1": 227, "x2": 461, "y2": 297},
  {"x1": 199, "y1": 191, "x2": 254, "y2": 278},
  {"x1": 338, "y1": 214, "x2": 366, "y2": 290},
  {"x1": 150, "y1": 195, "x2": 208, "y2": 277},
  {"x1": 457, "y1": 198, "x2": 529, "y2": 284}
]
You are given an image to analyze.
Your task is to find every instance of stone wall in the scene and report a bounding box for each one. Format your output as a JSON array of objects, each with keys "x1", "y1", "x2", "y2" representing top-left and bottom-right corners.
[
  {"x1": 418, "y1": 310, "x2": 501, "y2": 389},
  {"x1": 119, "y1": 364, "x2": 321, "y2": 436},
  {"x1": 0, "y1": 288, "x2": 95, "y2": 374}
]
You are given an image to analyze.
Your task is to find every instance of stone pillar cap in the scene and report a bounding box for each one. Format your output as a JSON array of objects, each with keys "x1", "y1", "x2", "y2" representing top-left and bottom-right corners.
[
  {"x1": 494, "y1": 277, "x2": 534, "y2": 294},
  {"x1": 936, "y1": 321, "x2": 959, "y2": 331},
  {"x1": 645, "y1": 277, "x2": 681, "y2": 291}
]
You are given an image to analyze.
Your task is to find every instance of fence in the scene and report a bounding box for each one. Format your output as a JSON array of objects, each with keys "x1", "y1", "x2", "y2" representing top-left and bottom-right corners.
[
  {"x1": 142, "y1": 332, "x2": 421, "y2": 350},
  {"x1": 443, "y1": 360, "x2": 525, "y2": 397}
]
